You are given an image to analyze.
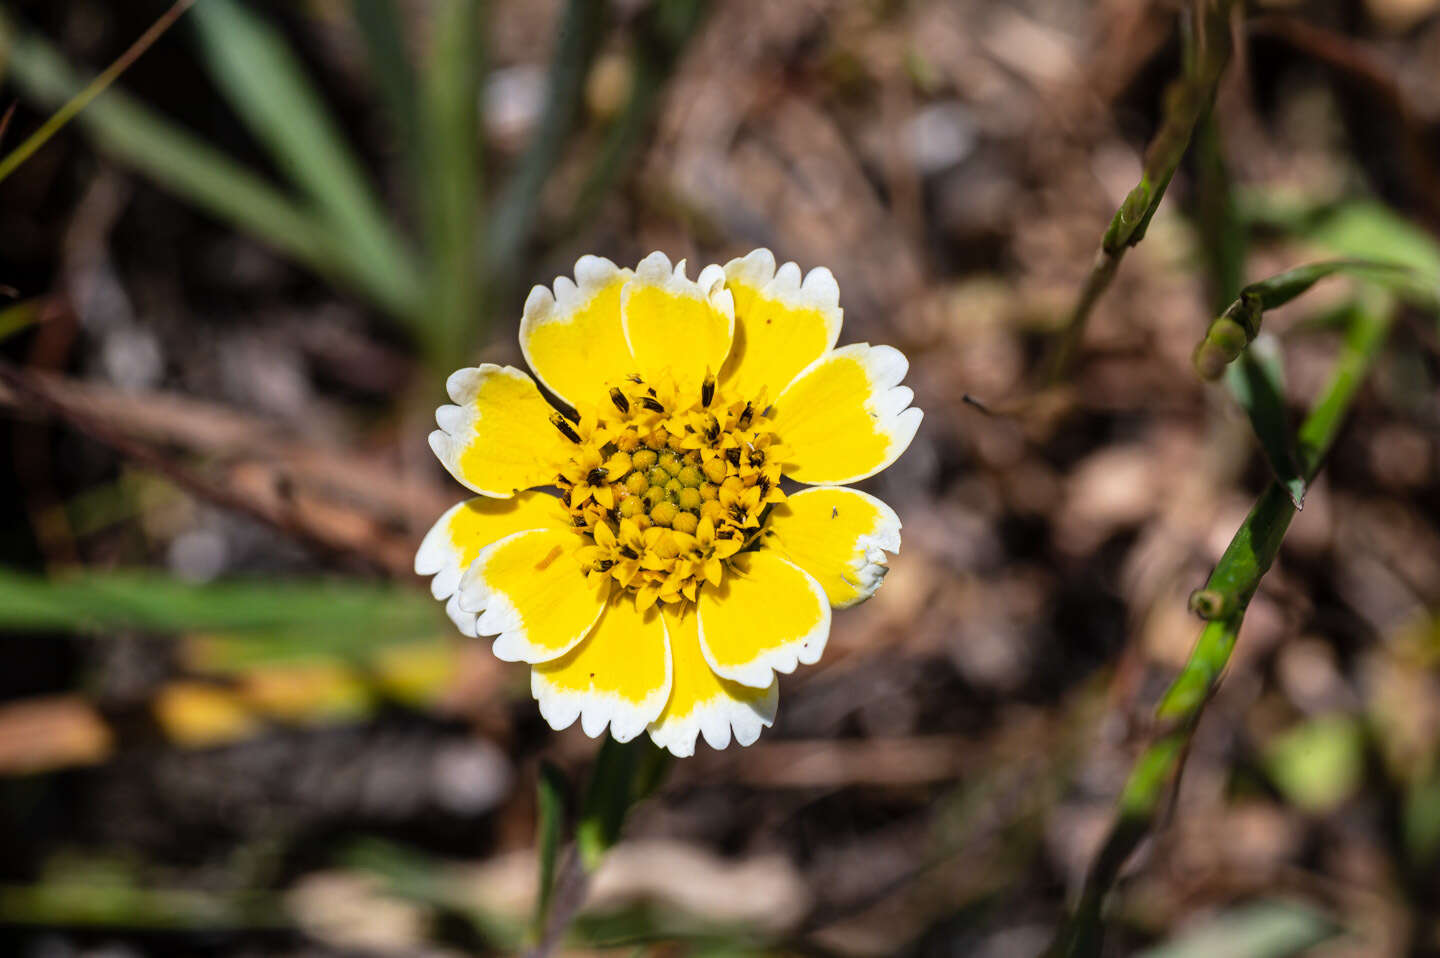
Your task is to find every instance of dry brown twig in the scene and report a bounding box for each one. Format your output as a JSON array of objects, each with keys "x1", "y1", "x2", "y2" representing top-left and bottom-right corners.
[{"x1": 0, "y1": 360, "x2": 437, "y2": 576}]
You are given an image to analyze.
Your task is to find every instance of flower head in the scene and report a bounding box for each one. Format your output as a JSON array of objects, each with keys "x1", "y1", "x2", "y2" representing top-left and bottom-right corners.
[{"x1": 416, "y1": 250, "x2": 921, "y2": 756}]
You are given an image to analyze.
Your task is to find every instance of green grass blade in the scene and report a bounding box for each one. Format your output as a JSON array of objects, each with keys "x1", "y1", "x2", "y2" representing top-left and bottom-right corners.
[
  {"x1": 1134, "y1": 901, "x2": 1341, "y2": 958},
  {"x1": 349, "y1": 0, "x2": 420, "y2": 163},
  {"x1": 0, "y1": 569, "x2": 444, "y2": 656},
  {"x1": 418, "y1": 0, "x2": 484, "y2": 366},
  {"x1": 488, "y1": 0, "x2": 607, "y2": 282},
  {"x1": 1225, "y1": 344, "x2": 1306, "y2": 508},
  {"x1": 0, "y1": 297, "x2": 45, "y2": 343},
  {"x1": 0, "y1": 0, "x2": 196, "y2": 185},
  {"x1": 190, "y1": 0, "x2": 422, "y2": 320},
  {"x1": 531, "y1": 761, "x2": 569, "y2": 942},
  {"x1": 0, "y1": 15, "x2": 407, "y2": 314}
]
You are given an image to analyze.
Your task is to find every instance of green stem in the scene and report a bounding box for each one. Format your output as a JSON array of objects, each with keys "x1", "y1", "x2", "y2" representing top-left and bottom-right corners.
[
  {"x1": 1046, "y1": 294, "x2": 1396, "y2": 958},
  {"x1": 552, "y1": 0, "x2": 708, "y2": 243},
  {"x1": 1047, "y1": 0, "x2": 1235, "y2": 382},
  {"x1": 419, "y1": 0, "x2": 485, "y2": 370},
  {"x1": 487, "y1": 0, "x2": 608, "y2": 286},
  {"x1": 0, "y1": 0, "x2": 197, "y2": 185},
  {"x1": 525, "y1": 735, "x2": 670, "y2": 958}
]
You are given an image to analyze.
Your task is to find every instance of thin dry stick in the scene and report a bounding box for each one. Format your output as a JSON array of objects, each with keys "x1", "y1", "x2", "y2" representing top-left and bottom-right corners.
[
  {"x1": 0, "y1": 0, "x2": 198, "y2": 184},
  {"x1": 1046, "y1": 0, "x2": 1236, "y2": 382},
  {"x1": 0, "y1": 358, "x2": 407, "y2": 576}
]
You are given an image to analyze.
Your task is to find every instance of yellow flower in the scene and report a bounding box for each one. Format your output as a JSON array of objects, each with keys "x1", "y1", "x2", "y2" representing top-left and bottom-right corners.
[{"x1": 415, "y1": 251, "x2": 920, "y2": 756}]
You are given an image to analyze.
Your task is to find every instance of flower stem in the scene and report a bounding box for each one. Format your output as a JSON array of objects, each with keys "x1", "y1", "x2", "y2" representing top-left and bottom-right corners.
[
  {"x1": 1045, "y1": 293, "x2": 1397, "y2": 958},
  {"x1": 525, "y1": 735, "x2": 671, "y2": 958}
]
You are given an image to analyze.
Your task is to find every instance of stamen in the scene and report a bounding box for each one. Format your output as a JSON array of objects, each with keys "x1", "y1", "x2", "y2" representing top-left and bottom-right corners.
[
  {"x1": 556, "y1": 376, "x2": 784, "y2": 605},
  {"x1": 550, "y1": 413, "x2": 582, "y2": 443}
]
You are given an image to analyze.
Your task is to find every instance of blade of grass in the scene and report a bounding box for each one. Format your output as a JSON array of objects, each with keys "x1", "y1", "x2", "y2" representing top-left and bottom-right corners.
[
  {"x1": 531, "y1": 762, "x2": 570, "y2": 945},
  {"x1": 418, "y1": 0, "x2": 484, "y2": 367},
  {"x1": 349, "y1": 0, "x2": 420, "y2": 166},
  {"x1": 1047, "y1": 292, "x2": 1397, "y2": 958},
  {"x1": 1047, "y1": 0, "x2": 1236, "y2": 381},
  {"x1": 0, "y1": 15, "x2": 407, "y2": 314},
  {"x1": 0, "y1": 568, "x2": 442, "y2": 643},
  {"x1": 1134, "y1": 900, "x2": 1341, "y2": 958},
  {"x1": 488, "y1": 0, "x2": 608, "y2": 284},
  {"x1": 190, "y1": 0, "x2": 421, "y2": 322},
  {"x1": 0, "y1": 297, "x2": 46, "y2": 342},
  {"x1": 557, "y1": 0, "x2": 708, "y2": 241},
  {"x1": 1225, "y1": 342, "x2": 1306, "y2": 508},
  {"x1": 1195, "y1": 117, "x2": 1306, "y2": 506},
  {"x1": 0, "y1": 0, "x2": 196, "y2": 185}
]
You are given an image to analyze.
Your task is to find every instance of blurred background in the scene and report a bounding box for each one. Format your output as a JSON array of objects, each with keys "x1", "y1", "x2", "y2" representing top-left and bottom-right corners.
[{"x1": 1, "y1": 0, "x2": 1439, "y2": 955}]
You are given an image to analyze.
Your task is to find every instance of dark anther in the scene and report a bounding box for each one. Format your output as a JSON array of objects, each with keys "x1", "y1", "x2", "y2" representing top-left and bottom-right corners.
[
  {"x1": 628, "y1": 373, "x2": 645, "y2": 383},
  {"x1": 757, "y1": 475, "x2": 771, "y2": 494},
  {"x1": 573, "y1": 514, "x2": 589, "y2": 527},
  {"x1": 748, "y1": 449, "x2": 765, "y2": 468},
  {"x1": 550, "y1": 413, "x2": 582, "y2": 443},
  {"x1": 620, "y1": 546, "x2": 640, "y2": 560},
  {"x1": 595, "y1": 559, "x2": 615, "y2": 572},
  {"x1": 701, "y1": 375, "x2": 715, "y2": 407},
  {"x1": 600, "y1": 441, "x2": 618, "y2": 457},
  {"x1": 639, "y1": 396, "x2": 665, "y2": 413},
  {"x1": 647, "y1": 386, "x2": 657, "y2": 396},
  {"x1": 587, "y1": 467, "x2": 608, "y2": 485},
  {"x1": 725, "y1": 447, "x2": 741, "y2": 466},
  {"x1": 737, "y1": 402, "x2": 754, "y2": 429},
  {"x1": 609, "y1": 387, "x2": 630, "y2": 413}
]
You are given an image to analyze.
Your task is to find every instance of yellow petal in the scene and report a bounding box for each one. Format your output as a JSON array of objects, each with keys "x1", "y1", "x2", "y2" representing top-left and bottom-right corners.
[
  {"x1": 415, "y1": 492, "x2": 568, "y2": 636},
  {"x1": 770, "y1": 344, "x2": 922, "y2": 485},
  {"x1": 720, "y1": 249, "x2": 843, "y2": 399},
  {"x1": 621, "y1": 252, "x2": 734, "y2": 393},
  {"x1": 764, "y1": 487, "x2": 900, "y2": 608},
  {"x1": 697, "y1": 552, "x2": 830, "y2": 688},
  {"x1": 519, "y1": 256, "x2": 635, "y2": 408},
  {"x1": 458, "y1": 529, "x2": 608, "y2": 663},
  {"x1": 532, "y1": 595, "x2": 672, "y2": 742},
  {"x1": 647, "y1": 605, "x2": 776, "y2": 757},
  {"x1": 429, "y1": 365, "x2": 575, "y2": 497}
]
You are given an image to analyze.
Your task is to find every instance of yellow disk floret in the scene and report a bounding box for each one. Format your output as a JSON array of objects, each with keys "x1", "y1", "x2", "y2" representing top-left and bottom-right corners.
[{"x1": 554, "y1": 374, "x2": 787, "y2": 609}]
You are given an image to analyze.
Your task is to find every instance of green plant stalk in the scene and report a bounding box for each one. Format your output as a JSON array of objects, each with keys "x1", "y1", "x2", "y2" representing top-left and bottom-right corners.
[
  {"x1": 487, "y1": 0, "x2": 608, "y2": 286},
  {"x1": 190, "y1": 0, "x2": 422, "y2": 321},
  {"x1": 1194, "y1": 258, "x2": 1418, "y2": 380},
  {"x1": 350, "y1": 0, "x2": 421, "y2": 171},
  {"x1": 522, "y1": 735, "x2": 671, "y2": 958},
  {"x1": 1047, "y1": 0, "x2": 1235, "y2": 381},
  {"x1": 1047, "y1": 294, "x2": 1396, "y2": 958},
  {"x1": 1195, "y1": 116, "x2": 1308, "y2": 509},
  {"x1": 0, "y1": 16, "x2": 411, "y2": 317},
  {"x1": 557, "y1": 0, "x2": 708, "y2": 241},
  {"x1": 419, "y1": 0, "x2": 485, "y2": 369},
  {"x1": 531, "y1": 762, "x2": 569, "y2": 944},
  {"x1": 0, "y1": 0, "x2": 196, "y2": 184},
  {"x1": 576, "y1": 735, "x2": 647, "y2": 872}
]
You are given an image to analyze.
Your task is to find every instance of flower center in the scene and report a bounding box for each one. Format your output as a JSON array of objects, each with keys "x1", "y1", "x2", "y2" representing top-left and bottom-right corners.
[{"x1": 553, "y1": 374, "x2": 786, "y2": 609}]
